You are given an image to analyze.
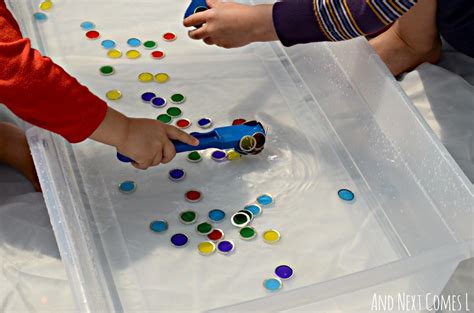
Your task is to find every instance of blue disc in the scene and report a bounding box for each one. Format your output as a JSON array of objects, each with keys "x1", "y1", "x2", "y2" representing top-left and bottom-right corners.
[
  {"x1": 257, "y1": 194, "x2": 273, "y2": 206},
  {"x1": 170, "y1": 233, "x2": 189, "y2": 247},
  {"x1": 263, "y1": 278, "x2": 283, "y2": 291},
  {"x1": 208, "y1": 209, "x2": 226, "y2": 222},
  {"x1": 141, "y1": 92, "x2": 156, "y2": 102},
  {"x1": 127, "y1": 38, "x2": 141, "y2": 47},
  {"x1": 197, "y1": 118, "x2": 213, "y2": 129},
  {"x1": 151, "y1": 97, "x2": 167, "y2": 108},
  {"x1": 211, "y1": 150, "x2": 226, "y2": 161},
  {"x1": 244, "y1": 204, "x2": 262, "y2": 217},
  {"x1": 101, "y1": 39, "x2": 116, "y2": 49},
  {"x1": 33, "y1": 12, "x2": 48, "y2": 22},
  {"x1": 338, "y1": 189, "x2": 355, "y2": 201},
  {"x1": 169, "y1": 168, "x2": 186, "y2": 181},
  {"x1": 150, "y1": 220, "x2": 168, "y2": 233},
  {"x1": 80, "y1": 21, "x2": 95, "y2": 30},
  {"x1": 118, "y1": 180, "x2": 136, "y2": 193}
]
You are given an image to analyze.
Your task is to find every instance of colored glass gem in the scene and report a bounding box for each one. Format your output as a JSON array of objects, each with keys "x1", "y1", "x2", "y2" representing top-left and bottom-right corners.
[
  {"x1": 226, "y1": 150, "x2": 241, "y2": 161},
  {"x1": 118, "y1": 180, "x2": 136, "y2": 194},
  {"x1": 186, "y1": 151, "x2": 202, "y2": 163},
  {"x1": 244, "y1": 204, "x2": 262, "y2": 217},
  {"x1": 208, "y1": 209, "x2": 226, "y2": 222},
  {"x1": 138, "y1": 72, "x2": 154, "y2": 82},
  {"x1": 149, "y1": 220, "x2": 168, "y2": 233},
  {"x1": 231, "y1": 212, "x2": 250, "y2": 228},
  {"x1": 238, "y1": 209, "x2": 254, "y2": 221},
  {"x1": 155, "y1": 73, "x2": 169, "y2": 83},
  {"x1": 176, "y1": 118, "x2": 191, "y2": 129},
  {"x1": 86, "y1": 30, "x2": 100, "y2": 39},
  {"x1": 197, "y1": 117, "x2": 213, "y2": 129},
  {"x1": 151, "y1": 50, "x2": 165, "y2": 59},
  {"x1": 163, "y1": 32, "x2": 177, "y2": 41},
  {"x1": 275, "y1": 265, "x2": 294, "y2": 280},
  {"x1": 185, "y1": 190, "x2": 202, "y2": 202},
  {"x1": 262, "y1": 229, "x2": 281, "y2": 244},
  {"x1": 179, "y1": 210, "x2": 197, "y2": 225},
  {"x1": 141, "y1": 92, "x2": 156, "y2": 102},
  {"x1": 33, "y1": 12, "x2": 48, "y2": 22},
  {"x1": 166, "y1": 107, "x2": 182, "y2": 117},
  {"x1": 197, "y1": 241, "x2": 216, "y2": 256},
  {"x1": 169, "y1": 168, "x2": 186, "y2": 181},
  {"x1": 253, "y1": 132, "x2": 266, "y2": 149},
  {"x1": 126, "y1": 50, "x2": 141, "y2": 59},
  {"x1": 207, "y1": 229, "x2": 224, "y2": 241},
  {"x1": 157, "y1": 114, "x2": 172, "y2": 124},
  {"x1": 107, "y1": 49, "x2": 122, "y2": 59},
  {"x1": 99, "y1": 65, "x2": 115, "y2": 76},
  {"x1": 232, "y1": 118, "x2": 246, "y2": 126},
  {"x1": 106, "y1": 89, "x2": 122, "y2": 100},
  {"x1": 151, "y1": 97, "x2": 167, "y2": 108},
  {"x1": 101, "y1": 39, "x2": 116, "y2": 49},
  {"x1": 217, "y1": 240, "x2": 235, "y2": 254},
  {"x1": 257, "y1": 194, "x2": 273, "y2": 206},
  {"x1": 39, "y1": 1, "x2": 53, "y2": 11},
  {"x1": 338, "y1": 189, "x2": 355, "y2": 201},
  {"x1": 170, "y1": 233, "x2": 189, "y2": 247},
  {"x1": 170, "y1": 93, "x2": 186, "y2": 104},
  {"x1": 127, "y1": 37, "x2": 141, "y2": 47},
  {"x1": 239, "y1": 226, "x2": 257, "y2": 240},
  {"x1": 144, "y1": 40, "x2": 157, "y2": 49},
  {"x1": 211, "y1": 150, "x2": 226, "y2": 162},
  {"x1": 80, "y1": 21, "x2": 95, "y2": 30},
  {"x1": 263, "y1": 278, "x2": 283, "y2": 292},
  {"x1": 196, "y1": 222, "x2": 213, "y2": 235},
  {"x1": 239, "y1": 135, "x2": 257, "y2": 152}
]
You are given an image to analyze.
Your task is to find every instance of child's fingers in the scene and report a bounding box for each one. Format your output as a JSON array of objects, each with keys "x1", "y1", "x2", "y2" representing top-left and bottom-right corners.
[
  {"x1": 183, "y1": 11, "x2": 208, "y2": 27},
  {"x1": 161, "y1": 141, "x2": 176, "y2": 164},
  {"x1": 151, "y1": 147, "x2": 164, "y2": 166},
  {"x1": 206, "y1": 0, "x2": 218, "y2": 8},
  {"x1": 203, "y1": 37, "x2": 214, "y2": 45},
  {"x1": 132, "y1": 160, "x2": 152, "y2": 170},
  {"x1": 188, "y1": 26, "x2": 209, "y2": 40},
  {"x1": 166, "y1": 126, "x2": 199, "y2": 146}
]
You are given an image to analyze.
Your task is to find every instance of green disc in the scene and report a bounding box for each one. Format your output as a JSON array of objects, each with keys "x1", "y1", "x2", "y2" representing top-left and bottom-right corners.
[
  {"x1": 166, "y1": 107, "x2": 182, "y2": 118},
  {"x1": 179, "y1": 210, "x2": 197, "y2": 224},
  {"x1": 100, "y1": 65, "x2": 115, "y2": 76},
  {"x1": 143, "y1": 40, "x2": 157, "y2": 49},
  {"x1": 186, "y1": 151, "x2": 202, "y2": 163},
  {"x1": 196, "y1": 222, "x2": 213, "y2": 235},
  {"x1": 239, "y1": 226, "x2": 257, "y2": 240},
  {"x1": 157, "y1": 114, "x2": 172, "y2": 124},
  {"x1": 170, "y1": 93, "x2": 186, "y2": 104}
]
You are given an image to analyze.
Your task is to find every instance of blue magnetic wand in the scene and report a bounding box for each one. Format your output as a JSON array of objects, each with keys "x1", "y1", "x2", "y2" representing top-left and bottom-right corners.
[
  {"x1": 117, "y1": 120, "x2": 267, "y2": 163},
  {"x1": 184, "y1": 0, "x2": 209, "y2": 27}
]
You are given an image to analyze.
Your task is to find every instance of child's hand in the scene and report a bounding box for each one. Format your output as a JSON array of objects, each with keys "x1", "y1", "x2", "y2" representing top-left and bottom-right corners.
[
  {"x1": 183, "y1": 0, "x2": 277, "y2": 48},
  {"x1": 90, "y1": 108, "x2": 199, "y2": 170}
]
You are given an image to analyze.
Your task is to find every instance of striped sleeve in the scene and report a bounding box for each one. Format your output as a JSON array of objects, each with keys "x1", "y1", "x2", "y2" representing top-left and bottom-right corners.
[{"x1": 273, "y1": 0, "x2": 418, "y2": 46}]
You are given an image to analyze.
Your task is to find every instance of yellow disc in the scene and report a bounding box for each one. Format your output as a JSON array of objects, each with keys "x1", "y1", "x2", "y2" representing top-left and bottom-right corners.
[
  {"x1": 262, "y1": 229, "x2": 281, "y2": 244},
  {"x1": 154, "y1": 73, "x2": 169, "y2": 83},
  {"x1": 226, "y1": 150, "x2": 241, "y2": 161},
  {"x1": 107, "y1": 49, "x2": 122, "y2": 59},
  {"x1": 138, "y1": 72, "x2": 154, "y2": 82},
  {"x1": 106, "y1": 89, "x2": 122, "y2": 100},
  {"x1": 39, "y1": 1, "x2": 53, "y2": 11},
  {"x1": 126, "y1": 50, "x2": 141, "y2": 59},
  {"x1": 197, "y1": 241, "x2": 216, "y2": 256},
  {"x1": 240, "y1": 135, "x2": 257, "y2": 152}
]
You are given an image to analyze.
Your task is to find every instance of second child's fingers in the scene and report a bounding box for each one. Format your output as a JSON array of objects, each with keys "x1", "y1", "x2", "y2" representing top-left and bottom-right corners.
[
  {"x1": 132, "y1": 160, "x2": 152, "y2": 170},
  {"x1": 161, "y1": 141, "x2": 176, "y2": 164},
  {"x1": 151, "y1": 147, "x2": 164, "y2": 166},
  {"x1": 206, "y1": 0, "x2": 219, "y2": 8},
  {"x1": 183, "y1": 11, "x2": 208, "y2": 27},
  {"x1": 203, "y1": 37, "x2": 214, "y2": 45},
  {"x1": 166, "y1": 126, "x2": 199, "y2": 146},
  {"x1": 188, "y1": 26, "x2": 209, "y2": 40}
]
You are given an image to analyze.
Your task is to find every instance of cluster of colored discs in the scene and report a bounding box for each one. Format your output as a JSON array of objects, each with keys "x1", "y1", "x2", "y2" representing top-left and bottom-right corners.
[
  {"x1": 139, "y1": 92, "x2": 188, "y2": 125},
  {"x1": 263, "y1": 265, "x2": 294, "y2": 292},
  {"x1": 33, "y1": 0, "x2": 53, "y2": 22}
]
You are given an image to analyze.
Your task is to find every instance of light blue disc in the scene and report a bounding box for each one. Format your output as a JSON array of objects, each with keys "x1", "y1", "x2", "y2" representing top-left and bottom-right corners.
[
  {"x1": 118, "y1": 180, "x2": 136, "y2": 194},
  {"x1": 257, "y1": 194, "x2": 273, "y2": 206},
  {"x1": 208, "y1": 209, "x2": 226, "y2": 222},
  {"x1": 33, "y1": 12, "x2": 48, "y2": 22},
  {"x1": 263, "y1": 278, "x2": 282, "y2": 291},
  {"x1": 80, "y1": 21, "x2": 95, "y2": 30},
  {"x1": 150, "y1": 220, "x2": 168, "y2": 233},
  {"x1": 244, "y1": 204, "x2": 262, "y2": 217},
  {"x1": 338, "y1": 189, "x2": 355, "y2": 201},
  {"x1": 127, "y1": 37, "x2": 141, "y2": 47},
  {"x1": 101, "y1": 39, "x2": 116, "y2": 49}
]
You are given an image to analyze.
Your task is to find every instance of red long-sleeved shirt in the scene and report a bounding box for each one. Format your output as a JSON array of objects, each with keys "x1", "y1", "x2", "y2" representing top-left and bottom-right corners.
[{"x1": 0, "y1": 1, "x2": 107, "y2": 143}]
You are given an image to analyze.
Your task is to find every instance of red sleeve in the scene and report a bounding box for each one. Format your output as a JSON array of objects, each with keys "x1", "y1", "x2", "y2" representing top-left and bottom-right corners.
[{"x1": 0, "y1": 2, "x2": 107, "y2": 143}]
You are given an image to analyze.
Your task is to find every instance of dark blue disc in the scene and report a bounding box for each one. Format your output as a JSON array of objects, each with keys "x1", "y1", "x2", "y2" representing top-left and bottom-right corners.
[
  {"x1": 151, "y1": 97, "x2": 167, "y2": 108},
  {"x1": 197, "y1": 118, "x2": 212, "y2": 128},
  {"x1": 275, "y1": 265, "x2": 294, "y2": 279},
  {"x1": 170, "y1": 233, "x2": 189, "y2": 247},
  {"x1": 169, "y1": 168, "x2": 185, "y2": 181},
  {"x1": 217, "y1": 240, "x2": 234, "y2": 253},
  {"x1": 211, "y1": 150, "x2": 226, "y2": 161},
  {"x1": 141, "y1": 92, "x2": 156, "y2": 102}
]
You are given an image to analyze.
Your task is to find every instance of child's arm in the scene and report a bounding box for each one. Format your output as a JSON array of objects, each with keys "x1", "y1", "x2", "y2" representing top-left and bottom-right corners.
[
  {"x1": 184, "y1": 0, "x2": 418, "y2": 48},
  {"x1": 1, "y1": 2, "x2": 198, "y2": 170}
]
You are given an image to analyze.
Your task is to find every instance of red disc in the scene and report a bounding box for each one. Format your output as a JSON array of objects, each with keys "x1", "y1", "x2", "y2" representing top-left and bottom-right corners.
[
  {"x1": 163, "y1": 32, "x2": 176, "y2": 41},
  {"x1": 207, "y1": 229, "x2": 224, "y2": 241},
  {"x1": 232, "y1": 118, "x2": 246, "y2": 126},
  {"x1": 185, "y1": 190, "x2": 202, "y2": 202},
  {"x1": 151, "y1": 50, "x2": 165, "y2": 59},
  {"x1": 176, "y1": 119, "x2": 191, "y2": 129},
  {"x1": 86, "y1": 30, "x2": 100, "y2": 39}
]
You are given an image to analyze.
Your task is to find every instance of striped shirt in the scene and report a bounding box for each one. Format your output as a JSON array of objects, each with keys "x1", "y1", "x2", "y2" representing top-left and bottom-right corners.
[{"x1": 273, "y1": 0, "x2": 418, "y2": 46}]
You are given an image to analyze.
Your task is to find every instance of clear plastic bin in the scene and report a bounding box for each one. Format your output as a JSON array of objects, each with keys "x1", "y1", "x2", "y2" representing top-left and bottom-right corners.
[{"x1": 7, "y1": 0, "x2": 472, "y2": 311}]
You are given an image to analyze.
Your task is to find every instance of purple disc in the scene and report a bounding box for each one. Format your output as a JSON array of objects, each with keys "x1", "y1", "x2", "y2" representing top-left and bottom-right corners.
[
  {"x1": 170, "y1": 233, "x2": 189, "y2": 247},
  {"x1": 169, "y1": 168, "x2": 185, "y2": 181},
  {"x1": 217, "y1": 240, "x2": 234, "y2": 254},
  {"x1": 275, "y1": 265, "x2": 294, "y2": 279},
  {"x1": 211, "y1": 150, "x2": 226, "y2": 161}
]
